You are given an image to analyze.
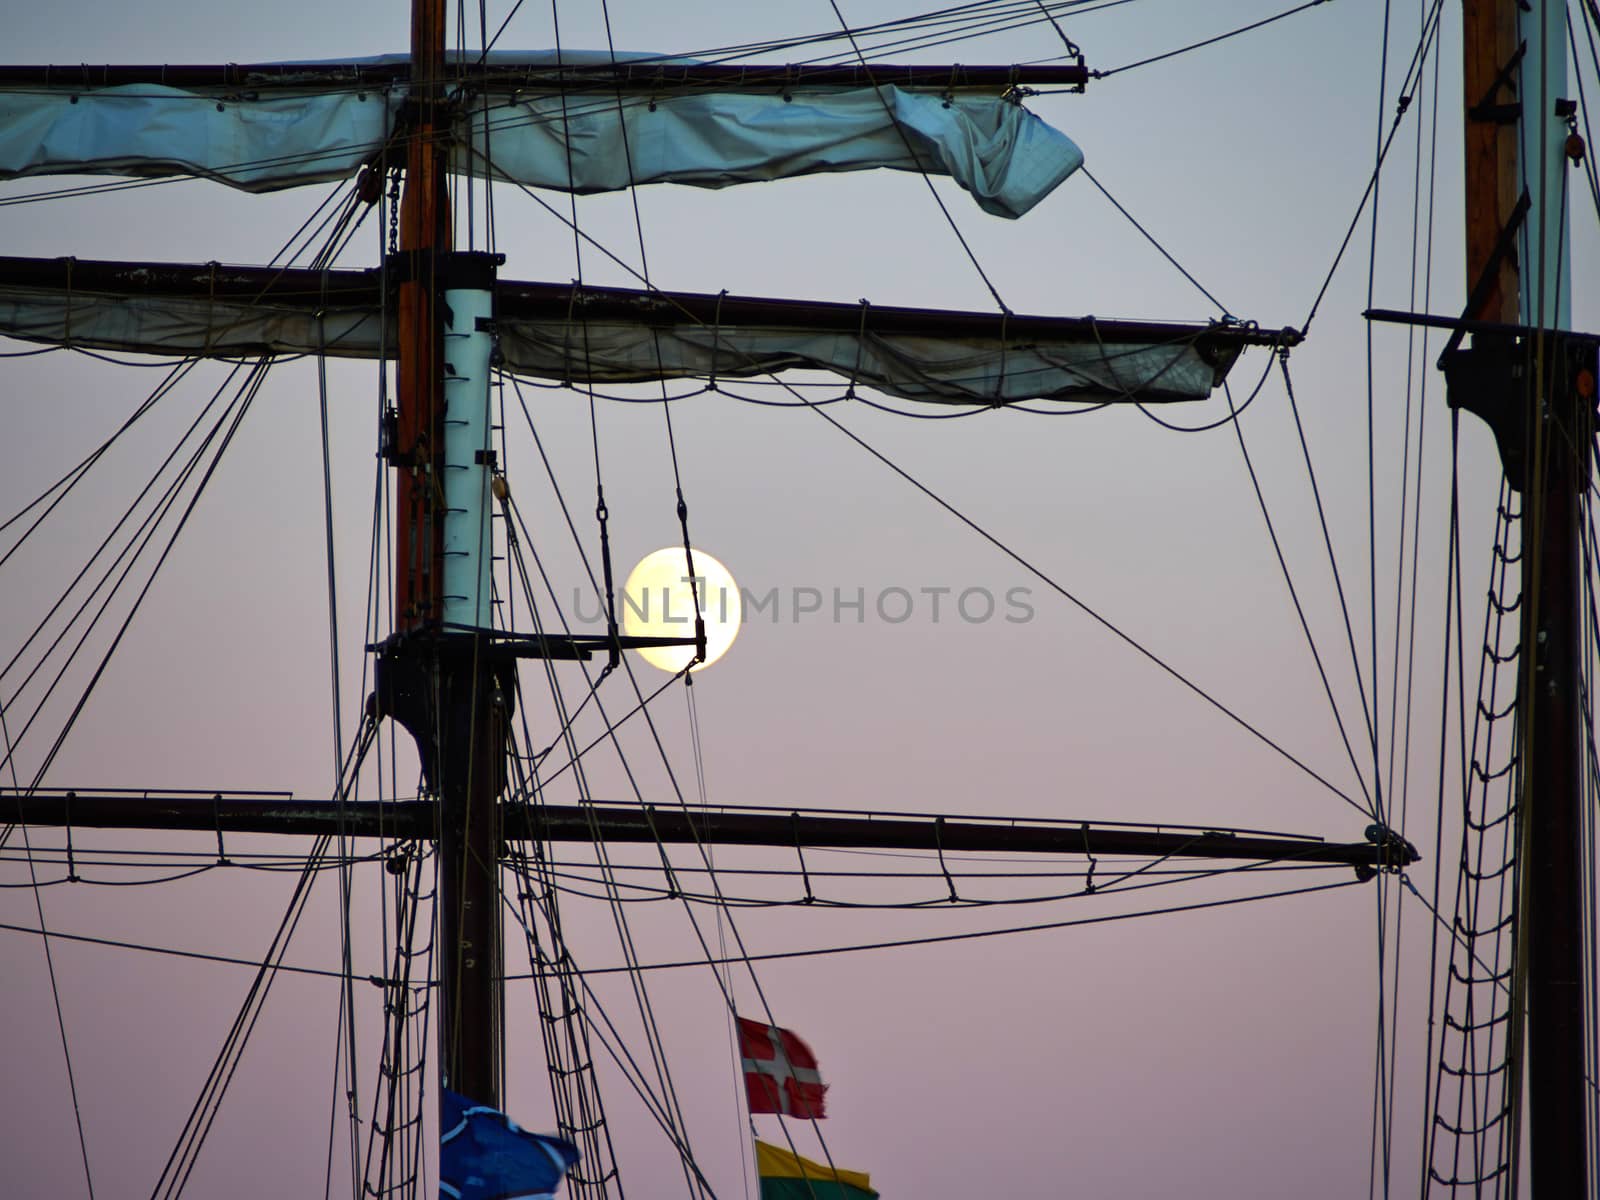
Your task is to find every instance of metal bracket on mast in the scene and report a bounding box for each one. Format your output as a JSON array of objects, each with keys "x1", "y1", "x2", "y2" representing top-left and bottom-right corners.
[
  {"x1": 372, "y1": 631, "x2": 517, "y2": 795},
  {"x1": 1466, "y1": 39, "x2": 1525, "y2": 125},
  {"x1": 1442, "y1": 334, "x2": 1530, "y2": 489},
  {"x1": 1439, "y1": 332, "x2": 1598, "y2": 493}
]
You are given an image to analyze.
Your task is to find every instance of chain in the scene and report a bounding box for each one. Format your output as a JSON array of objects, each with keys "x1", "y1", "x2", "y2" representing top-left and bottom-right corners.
[{"x1": 387, "y1": 169, "x2": 401, "y2": 257}]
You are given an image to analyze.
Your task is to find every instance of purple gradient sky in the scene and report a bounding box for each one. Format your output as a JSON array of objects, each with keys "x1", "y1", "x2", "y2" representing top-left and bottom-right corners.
[{"x1": 3, "y1": 1, "x2": 1596, "y2": 1197}]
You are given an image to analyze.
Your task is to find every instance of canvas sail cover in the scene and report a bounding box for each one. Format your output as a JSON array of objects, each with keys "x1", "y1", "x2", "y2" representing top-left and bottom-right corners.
[
  {"x1": 0, "y1": 261, "x2": 1253, "y2": 406},
  {"x1": 0, "y1": 53, "x2": 1082, "y2": 218}
]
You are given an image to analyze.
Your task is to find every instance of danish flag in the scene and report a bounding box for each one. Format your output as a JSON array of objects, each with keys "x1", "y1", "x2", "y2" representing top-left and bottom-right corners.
[{"x1": 736, "y1": 1017, "x2": 828, "y2": 1118}]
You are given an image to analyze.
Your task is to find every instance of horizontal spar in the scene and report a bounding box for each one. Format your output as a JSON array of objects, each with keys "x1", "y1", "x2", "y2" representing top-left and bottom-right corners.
[
  {"x1": 0, "y1": 60, "x2": 1090, "y2": 91},
  {"x1": 0, "y1": 255, "x2": 1298, "y2": 405},
  {"x1": 4, "y1": 792, "x2": 1417, "y2": 869},
  {"x1": 0, "y1": 254, "x2": 1297, "y2": 345}
]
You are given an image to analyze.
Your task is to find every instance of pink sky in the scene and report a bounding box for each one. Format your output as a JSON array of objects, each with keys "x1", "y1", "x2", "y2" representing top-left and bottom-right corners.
[{"x1": 3, "y1": 1, "x2": 1596, "y2": 1197}]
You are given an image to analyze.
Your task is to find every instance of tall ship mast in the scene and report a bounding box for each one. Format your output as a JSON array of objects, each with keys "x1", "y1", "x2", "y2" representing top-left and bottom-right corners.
[{"x1": 0, "y1": 0, "x2": 1596, "y2": 1195}]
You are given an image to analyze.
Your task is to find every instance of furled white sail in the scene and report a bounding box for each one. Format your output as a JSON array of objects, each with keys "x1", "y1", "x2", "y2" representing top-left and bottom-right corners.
[
  {"x1": 0, "y1": 84, "x2": 392, "y2": 192},
  {"x1": 491, "y1": 312, "x2": 1216, "y2": 403},
  {"x1": 0, "y1": 282, "x2": 1230, "y2": 405},
  {"x1": 0, "y1": 54, "x2": 1082, "y2": 218},
  {"x1": 459, "y1": 85, "x2": 1080, "y2": 218}
]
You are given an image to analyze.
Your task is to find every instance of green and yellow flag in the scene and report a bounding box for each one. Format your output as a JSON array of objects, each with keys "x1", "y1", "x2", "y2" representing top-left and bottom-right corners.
[{"x1": 755, "y1": 1139, "x2": 877, "y2": 1200}]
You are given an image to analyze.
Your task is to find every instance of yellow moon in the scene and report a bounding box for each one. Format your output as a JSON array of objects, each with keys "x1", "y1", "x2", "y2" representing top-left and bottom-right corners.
[{"x1": 621, "y1": 547, "x2": 741, "y2": 673}]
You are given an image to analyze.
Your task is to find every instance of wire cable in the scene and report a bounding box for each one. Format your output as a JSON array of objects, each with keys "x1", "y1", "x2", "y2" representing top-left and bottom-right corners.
[
  {"x1": 1080, "y1": 166, "x2": 1233, "y2": 317},
  {"x1": 795, "y1": 393, "x2": 1367, "y2": 811},
  {"x1": 1092, "y1": 0, "x2": 1335, "y2": 78}
]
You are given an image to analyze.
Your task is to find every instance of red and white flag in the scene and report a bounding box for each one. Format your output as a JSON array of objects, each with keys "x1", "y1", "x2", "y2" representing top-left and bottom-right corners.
[{"x1": 736, "y1": 1017, "x2": 828, "y2": 1119}]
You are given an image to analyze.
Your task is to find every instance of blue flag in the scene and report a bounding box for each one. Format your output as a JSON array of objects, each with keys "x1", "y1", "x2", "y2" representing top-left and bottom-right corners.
[{"x1": 439, "y1": 1089, "x2": 580, "y2": 1200}]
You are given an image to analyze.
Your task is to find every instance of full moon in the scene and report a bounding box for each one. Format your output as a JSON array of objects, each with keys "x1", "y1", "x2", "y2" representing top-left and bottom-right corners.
[{"x1": 621, "y1": 547, "x2": 741, "y2": 673}]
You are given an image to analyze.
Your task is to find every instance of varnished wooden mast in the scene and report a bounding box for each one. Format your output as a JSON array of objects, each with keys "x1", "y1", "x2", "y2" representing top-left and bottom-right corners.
[
  {"x1": 396, "y1": 0, "x2": 448, "y2": 629},
  {"x1": 1461, "y1": 0, "x2": 1521, "y2": 327},
  {"x1": 394, "y1": 0, "x2": 504, "y2": 1109},
  {"x1": 1460, "y1": 0, "x2": 1588, "y2": 1192},
  {"x1": 1509, "y1": 2, "x2": 1587, "y2": 1190}
]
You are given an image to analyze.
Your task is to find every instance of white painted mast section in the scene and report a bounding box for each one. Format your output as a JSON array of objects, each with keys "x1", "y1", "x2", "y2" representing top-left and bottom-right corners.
[
  {"x1": 1520, "y1": 0, "x2": 1570, "y2": 327},
  {"x1": 440, "y1": 285, "x2": 495, "y2": 629}
]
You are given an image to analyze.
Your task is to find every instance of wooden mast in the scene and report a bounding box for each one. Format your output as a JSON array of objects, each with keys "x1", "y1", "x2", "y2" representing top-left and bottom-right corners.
[
  {"x1": 392, "y1": 0, "x2": 505, "y2": 1108},
  {"x1": 1511, "y1": 4, "x2": 1588, "y2": 1192},
  {"x1": 396, "y1": 0, "x2": 446, "y2": 631},
  {"x1": 1459, "y1": 0, "x2": 1588, "y2": 1192},
  {"x1": 1461, "y1": 0, "x2": 1520, "y2": 329}
]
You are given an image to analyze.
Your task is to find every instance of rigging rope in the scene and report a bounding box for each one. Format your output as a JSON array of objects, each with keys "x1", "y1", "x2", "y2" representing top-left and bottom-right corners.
[
  {"x1": 796, "y1": 391, "x2": 1369, "y2": 811},
  {"x1": 1301, "y1": 0, "x2": 1446, "y2": 332},
  {"x1": 313, "y1": 298, "x2": 365, "y2": 1200},
  {"x1": 1224, "y1": 373, "x2": 1376, "y2": 813},
  {"x1": 2, "y1": 362, "x2": 272, "y2": 786},
  {"x1": 502, "y1": 371, "x2": 844, "y2": 1186},
  {"x1": 1380, "y1": 19, "x2": 1446, "y2": 1185},
  {"x1": 1092, "y1": 0, "x2": 1334, "y2": 78},
  {"x1": 1079, "y1": 166, "x2": 1233, "y2": 318},
  {"x1": 497, "y1": 463, "x2": 706, "y2": 1196},
  {"x1": 1, "y1": 701, "x2": 94, "y2": 1198},
  {"x1": 825, "y1": 0, "x2": 1011, "y2": 313}
]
